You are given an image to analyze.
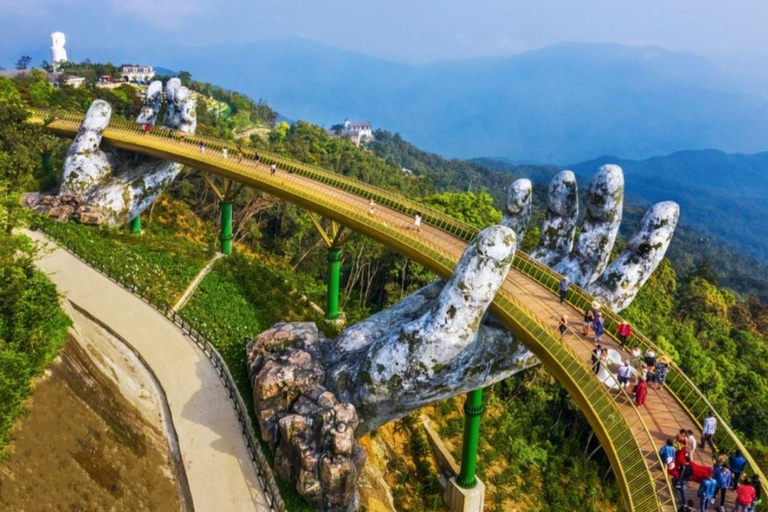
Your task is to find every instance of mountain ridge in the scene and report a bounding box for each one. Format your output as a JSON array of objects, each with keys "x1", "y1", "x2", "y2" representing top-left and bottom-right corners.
[{"x1": 79, "y1": 38, "x2": 768, "y2": 163}]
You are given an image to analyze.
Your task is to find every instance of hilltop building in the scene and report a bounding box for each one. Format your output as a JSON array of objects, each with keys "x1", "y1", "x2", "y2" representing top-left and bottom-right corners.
[
  {"x1": 121, "y1": 65, "x2": 155, "y2": 83},
  {"x1": 327, "y1": 117, "x2": 374, "y2": 145},
  {"x1": 50, "y1": 32, "x2": 67, "y2": 70}
]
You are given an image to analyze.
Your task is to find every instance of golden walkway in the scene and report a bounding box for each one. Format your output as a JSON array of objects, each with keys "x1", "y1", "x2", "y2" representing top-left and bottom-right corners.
[{"x1": 28, "y1": 109, "x2": 767, "y2": 512}]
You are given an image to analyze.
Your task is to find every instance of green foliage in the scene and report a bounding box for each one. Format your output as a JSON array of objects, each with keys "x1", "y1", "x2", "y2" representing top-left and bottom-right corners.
[
  {"x1": 432, "y1": 370, "x2": 622, "y2": 511},
  {"x1": 423, "y1": 191, "x2": 501, "y2": 229},
  {"x1": 0, "y1": 99, "x2": 59, "y2": 234},
  {"x1": 0, "y1": 237, "x2": 70, "y2": 457},
  {"x1": 36, "y1": 217, "x2": 211, "y2": 308},
  {"x1": 9, "y1": 70, "x2": 143, "y2": 120}
]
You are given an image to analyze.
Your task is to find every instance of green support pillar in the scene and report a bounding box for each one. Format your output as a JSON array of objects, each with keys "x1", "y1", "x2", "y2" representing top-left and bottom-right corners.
[
  {"x1": 129, "y1": 215, "x2": 141, "y2": 234},
  {"x1": 219, "y1": 201, "x2": 233, "y2": 255},
  {"x1": 457, "y1": 388, "x2": 484, "y2": 489},
  {"x1": 326, "y1": 247, "x2": 342, "y2": 320}
]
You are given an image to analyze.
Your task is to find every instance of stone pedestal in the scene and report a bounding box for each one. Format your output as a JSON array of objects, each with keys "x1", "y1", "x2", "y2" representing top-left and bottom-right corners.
[{"x1": 444, "y1": 476, "x2": 485, "y2": 512}]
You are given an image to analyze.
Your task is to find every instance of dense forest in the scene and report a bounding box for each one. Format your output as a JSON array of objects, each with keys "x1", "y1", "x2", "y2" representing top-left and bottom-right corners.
[{"x1": 2, "y1": 66, "x2": 766, "y2": 508}]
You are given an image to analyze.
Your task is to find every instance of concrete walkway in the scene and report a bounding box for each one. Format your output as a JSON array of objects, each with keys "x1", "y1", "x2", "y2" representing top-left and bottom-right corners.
[{"x1": 26, "y1": 230, "x2": 270, "y2": 512}]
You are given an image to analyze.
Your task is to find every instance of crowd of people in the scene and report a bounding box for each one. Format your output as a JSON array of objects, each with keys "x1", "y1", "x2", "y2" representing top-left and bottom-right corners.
[{"x1": 659, "y1": 418, "x2": 762, "y2": 511}]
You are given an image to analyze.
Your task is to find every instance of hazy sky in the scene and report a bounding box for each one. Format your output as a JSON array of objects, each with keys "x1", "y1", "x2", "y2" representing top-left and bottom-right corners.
[{"x1": 2, "y1": 0, "x2": 767, "y2": 64}]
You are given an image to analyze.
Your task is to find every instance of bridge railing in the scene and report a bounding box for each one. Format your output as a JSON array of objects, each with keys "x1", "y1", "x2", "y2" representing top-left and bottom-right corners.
[
  {"x1": 27, "y1": 108, "x2": 481, "y2": 244},
  {"x1": 513, "y1": 253, "x2": 768, "y2": 485}
]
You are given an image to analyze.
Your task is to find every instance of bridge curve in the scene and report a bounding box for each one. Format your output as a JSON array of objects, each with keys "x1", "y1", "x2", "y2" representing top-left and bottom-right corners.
[{"x1": 29, "y1": 109, "x2": 767, "y2": 512}]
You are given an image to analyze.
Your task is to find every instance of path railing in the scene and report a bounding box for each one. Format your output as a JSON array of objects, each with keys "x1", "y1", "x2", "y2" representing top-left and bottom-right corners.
[{"x1": 33, "y1": 221, "x2": 286, "y2": 512}]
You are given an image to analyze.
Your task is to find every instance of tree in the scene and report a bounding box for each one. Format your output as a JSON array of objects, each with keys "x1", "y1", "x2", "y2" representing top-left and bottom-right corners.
[
  {"x1": 15, "y1": 55, "x2": 31, "y2": 70},
  {"x1": 0, "y1": 99, "x2": 52, "y2": 234},
  {"x1": 40, "y1": 60, "x2": 53, "y2": 72},
  {"x1": 178, "y1": 70, "x2": 192, "y2": 87}
]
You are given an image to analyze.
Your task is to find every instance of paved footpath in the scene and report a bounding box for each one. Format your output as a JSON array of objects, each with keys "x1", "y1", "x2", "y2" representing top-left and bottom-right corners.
[{"x1": 26, "y1": 229, "x2": 270, "y2": 512}]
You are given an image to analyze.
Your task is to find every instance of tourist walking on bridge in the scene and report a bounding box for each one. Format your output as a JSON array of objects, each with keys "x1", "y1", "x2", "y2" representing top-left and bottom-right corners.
[
  {"x1": 617, "y1": 321, "x2": 632, "y2": 349},
  {"x1": 414, "y1": 212, "x2": 422, "y2": 232},
  {"x1": 660, "y1": 439, "x2": 676, "y2": 471},
  {"x1": 702, "y1": 412, "x2": 717, "y2": 453},
  {"x1": 582, "y1": 307, "x2": 594, "y2": 336},
  {"x1": 697, "y1": 473, "x2": 717, "y2": 511},
  {"x1": 729, "y1": 450, "x2": 748, "y2": 490},
  {"x1": 712, "y1": 462, "x2": 731, "y2": 508},
  {"x1": 617, "y1": 360, "x2": 633, "y2": 388},
  {"x1": 558, "y1": 316, "x2": 568, "y2": 338},
  {"x1": 271, "y1": 163, "x2": 276, "y2": 175},
  {"x1": 591, "y1": 345, "x2": 602, "y2": 374},
  {"x1": 654, "y1": 355, "x2": 670, "y2": 390},
  {"x1": 368, "y1": 198, "x2": 375, "y2": 216},
  {"x1": 633, "y1": 376, "x2": 648, "y2": 406},
  {"x1": 558, "y1": 276, "x2": 570, "y2": 304},
  {"x1": 686, "y1": 430, "x2": 698, "y2": 457},
  {"x1": 677, "y1": 456, "x2": 694, "y2": 506},
  {"x1": 593, "y1": 312, "x2": 605, "y2": 343},
  {"x1": 734, "y1": 476, "x2": 757, "y2": 512},
  {"x1": 199, "y1": 140, "x2": 205, "y2": 153},
  {"x1": 222, "y1": 147, "x2": 228, "y2": 159}
]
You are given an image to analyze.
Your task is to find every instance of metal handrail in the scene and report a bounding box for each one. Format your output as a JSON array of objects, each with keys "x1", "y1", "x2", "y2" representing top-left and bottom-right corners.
[{"x1": 29, "y1": 107, "x2": 763, "y2": 510}]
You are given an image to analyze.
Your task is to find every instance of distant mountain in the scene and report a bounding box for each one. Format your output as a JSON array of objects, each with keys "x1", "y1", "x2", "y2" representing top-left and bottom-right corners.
[
  {"x1": 483, "y1": 149, "x2": 768, "y2": 264},
  {"x1": 83, "y1": 39, "x2": 768, "y2": 163}
]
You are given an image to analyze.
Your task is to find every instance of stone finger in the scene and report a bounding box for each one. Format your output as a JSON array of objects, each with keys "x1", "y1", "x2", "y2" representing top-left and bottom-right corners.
[
  {"x1": 163, "y1": 78, "x2": 197, "y2": 133},
  {"x1": 60, "y1": 100, "x2": 113, "y2": 196},
  {"x1": 501, "y1": 179, "x2": 532, "y2": 248},
  {"x1": 344, "y1": 226, "x2": 517, "y2": 424},
  {"x1": 554, "y1": 164, "x2": 624, "y2": 286},
  {"x1": 587, "y1": 201, "x2": 679, "y2": 312},
  {"x1": 531, "y1": 170, "x2": 579, "y2": 266},
  {"x1": 136, "y1": 80, "x2": 163, "y2": 125}
]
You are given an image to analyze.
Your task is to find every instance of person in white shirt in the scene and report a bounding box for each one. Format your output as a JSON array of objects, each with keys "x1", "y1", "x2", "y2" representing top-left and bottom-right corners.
[
  {"x1": 701, "y1": 413, "x2": 717, "y2": 453},
  {"x1": 686, "y1": 430, "x2": 697, "y2": 456}
]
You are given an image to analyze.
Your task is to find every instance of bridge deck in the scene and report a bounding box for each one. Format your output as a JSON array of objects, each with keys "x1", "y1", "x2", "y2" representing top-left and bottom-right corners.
[{"x1": 29, "y1": 110, "x2": 765, "y2": 511}]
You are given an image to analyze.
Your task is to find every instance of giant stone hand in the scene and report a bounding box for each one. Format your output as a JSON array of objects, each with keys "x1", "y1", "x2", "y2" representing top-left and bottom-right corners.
[
  {"x1": 247, "y1": 226, "x2": 534, "y2": 509},
  {"x1": 506, "y1": 165, "x2": 679, "y2": 312},
  {"x1": 58, "y1": 78, "x2": 196, "y2": 225}
]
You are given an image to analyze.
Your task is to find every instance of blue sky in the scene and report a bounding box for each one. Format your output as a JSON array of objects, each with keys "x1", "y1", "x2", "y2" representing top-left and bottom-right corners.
[{"x1": 2, "y1": 0, "x2": 768, "y2": 65}]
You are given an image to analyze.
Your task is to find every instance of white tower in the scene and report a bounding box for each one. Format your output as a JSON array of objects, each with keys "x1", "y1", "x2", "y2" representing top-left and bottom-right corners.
[{"x1": 51, "y1": 32, "x2": 68, "y2": 70}]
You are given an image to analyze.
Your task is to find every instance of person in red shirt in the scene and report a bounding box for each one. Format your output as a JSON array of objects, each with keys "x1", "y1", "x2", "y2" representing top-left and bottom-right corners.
[
  {"x1": 617, "y1": 322, "x2": 632, "y2": 350},
  {"x1": 734, "y1": 477, "x2": 757, "y2": 511},
  {"x1": 633, "y1": 376, "x2": 648, "y2": 406}
]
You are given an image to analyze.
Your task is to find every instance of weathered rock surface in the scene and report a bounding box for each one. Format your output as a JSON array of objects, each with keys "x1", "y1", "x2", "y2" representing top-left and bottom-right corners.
[
  {"x1": 586, "y1": 201, "x2": 679, "y2": 311},
  {"x1": 24, "y1": 192, "x2": 106, "y2": 225},
  {"x1": 55, "y1": 78, "x2": 196, "y2": 226},
  {"x1": 501, "y1": 178, "x2": 532, "y2": 249},
  {"x1": 247, "y1": 323, "x2": 365, "y2": 511},
  {"x1": 502, "y1": 165, "x2": 678, "y2": 312},
  {"x1": 530, "y1": 170, "x2": 579, "y2": 266}
]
